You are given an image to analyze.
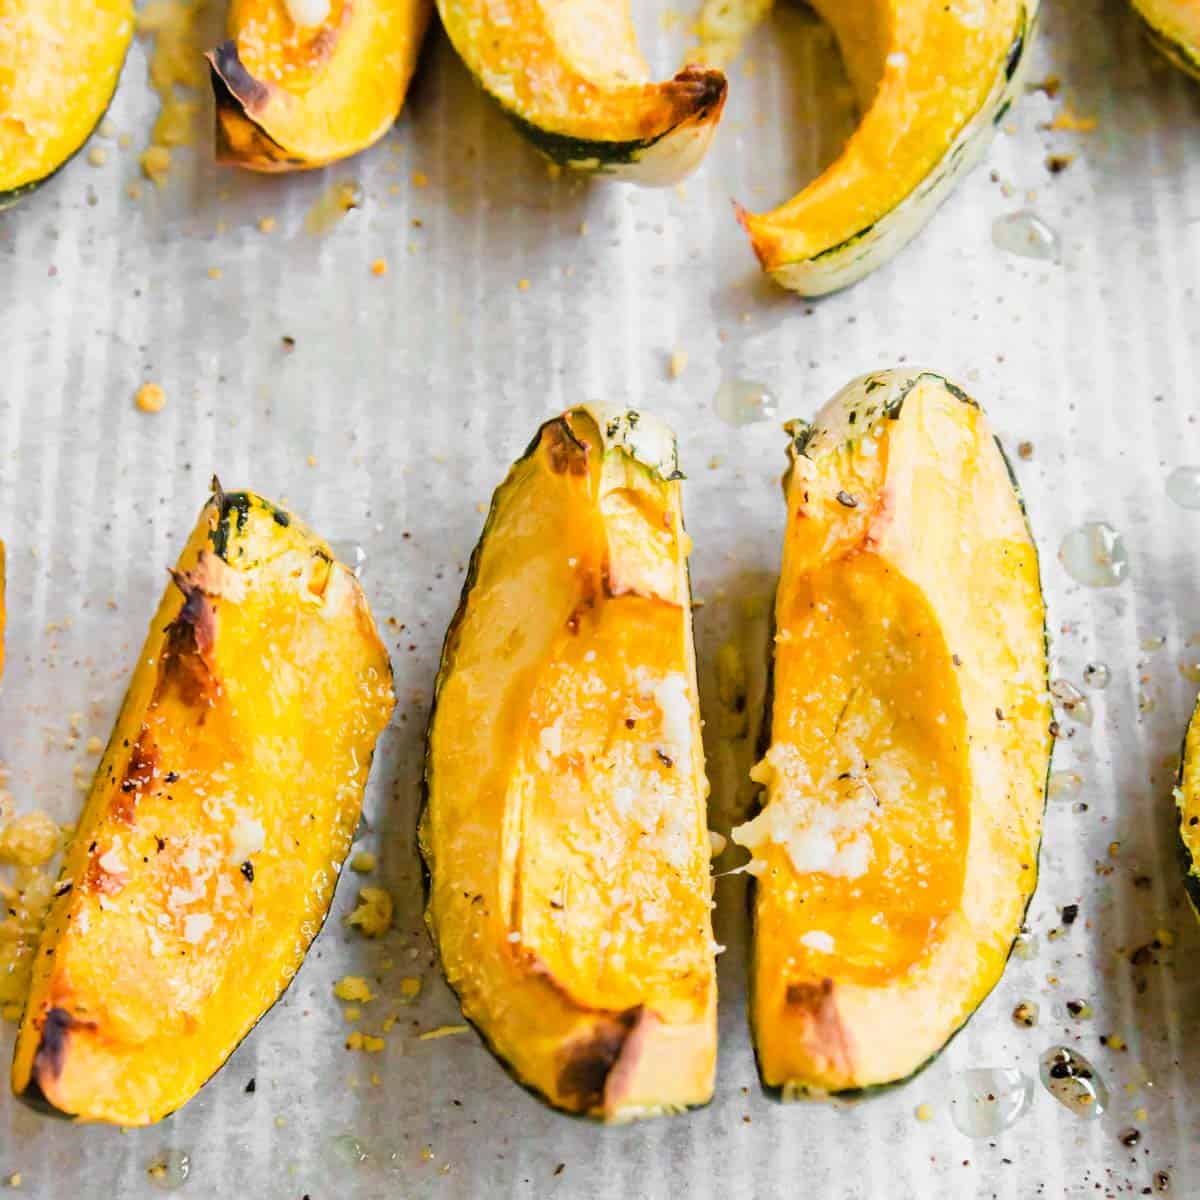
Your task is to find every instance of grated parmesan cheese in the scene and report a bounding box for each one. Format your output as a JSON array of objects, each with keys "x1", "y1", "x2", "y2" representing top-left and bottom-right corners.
[{"x1": 182, "y1": 913, "x2": 213, "y2": 944}]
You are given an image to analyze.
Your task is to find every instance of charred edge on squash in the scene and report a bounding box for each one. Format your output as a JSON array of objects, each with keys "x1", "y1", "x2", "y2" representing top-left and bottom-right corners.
[
  {"x1": 555, "y1": 1008, "x2": 642, "y2": 1111},
  {"x1": 207, "y1": 43, "x2": 308, "y2": 169},
  {"x1": 499, "y1": 67, "x2": 726, "y2": 169},
  {"x1": 756, "y1": 378, "x2": 1050, "y2": 1101},
  {"x1": 20, "y1": 1008, "x2": 97, "y2": 1114}
]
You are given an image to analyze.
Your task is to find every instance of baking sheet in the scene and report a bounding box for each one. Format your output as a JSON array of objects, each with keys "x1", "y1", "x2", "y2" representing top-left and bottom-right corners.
[{"x1": 3, "y1": 0, "x2": 1200, "y2": 1195}]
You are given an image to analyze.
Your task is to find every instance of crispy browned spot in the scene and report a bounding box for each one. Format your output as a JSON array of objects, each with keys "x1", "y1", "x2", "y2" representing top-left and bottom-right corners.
[
  {"x1": 663, "y1": 64, "x2": 728, "y2": 127},
  {"x1": 556, "y1": 1008, "x2": 641, "y2": 1111},
  {"x1": 544, "y1": 420, "x2": 590, "y2": 477},
  {"x1": 207, "y1": 42, "x2": 270, "y2": 114},
  {"x1": 111, "y1": 734, "x2": 159, "y2": 824},
  {"x1": 32, "y1": 1008, "x2": 90, "y2": 1084},
  {"x1": 784, "y1": 978, "x2": 853, "y2": 1082},
  {"x1": 164, "y1": 558, "x2": 223, "y2": 705}
]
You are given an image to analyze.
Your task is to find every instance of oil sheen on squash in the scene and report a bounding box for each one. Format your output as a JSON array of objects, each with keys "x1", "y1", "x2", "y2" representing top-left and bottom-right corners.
[
  {"x1": 0, "y1": 0, "x2": 134, "y2": 203},
  {"x1": 10, "y1": 486, "x2": 395, "y2": 1125},
  {"x1": 421, "y1": 408, "x2": 716, "y2": 1119},
  {"x1": 1131, "y1": 0, "x2": 1200, "y2": 78},
  {"x1": 736, "y1": 0, "x2": 1037, "y2": 294},
  {"x1": 208, "y1": 0, "x2": 432, "y2": 171},
  {"x1": 736, "y1": 370, "x2": 1050, "y2": 1093},
  {"x1": 436, "y1": 0, "x2": 726, "y2": 184}
]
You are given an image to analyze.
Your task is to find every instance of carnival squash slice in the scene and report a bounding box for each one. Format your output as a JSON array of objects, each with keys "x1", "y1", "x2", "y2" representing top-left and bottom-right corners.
[
  {"x1": 0, "y1": 538, "x2": 5, "y2": 681},
  {"x1": 1131, "y1": 0, "x2": 1200, "y2": 78},
  {"x1": 1176, "y1": 699, "x2": 1200, "y2": 917},
  {"x1": 436, "y1": 0, "x2": 726, "y2": 184},
  {"x1": 0, "y1": 0, "x2": 134, "y2": 206},
  {"x1": 11, "y1": 485, "x2": 395, "y2": 1125},
  {"x1": 736, "y1": 0, "x2": 1038, "y2": 295},
  {"x1": 735, "y1": 370, "x2": 1051, "y2": 1094},
  {"x1": 421, "y1": 408, "x2": 717, "y2": 1119},
  {"x1": 208, "y1": 0, "x2": 432, "y2": 171}
]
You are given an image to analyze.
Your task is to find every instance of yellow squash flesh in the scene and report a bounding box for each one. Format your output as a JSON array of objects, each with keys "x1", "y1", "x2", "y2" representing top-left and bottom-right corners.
[
  {"x1": 0, "y1": 0, "x2": 134, "y2": 204},
  {"x1": 1176, "y1": 698, "x2": 1200, "y2": 917},
  {"x1": 737, "y1": 370, "x2": 1050, "y2": 1093},
  {"x1": 208, "y1": 0, "x2": 432, "y2": 171},
  {"x1": 737, "y1": 0, "x2": 1037, "y2": 294},
  {"x1": 436, "y1": 0, "x2": 726, "y2": 184},
  {"x1": 421, "y1": 408, "x2": 716, "y2": 1119},
  {"x1": 1132, "y1": 0, "x2": 1200, "y2": 78},
  {"x1": 11, "y1": 487, "x2": 395, "y2": 1125}
]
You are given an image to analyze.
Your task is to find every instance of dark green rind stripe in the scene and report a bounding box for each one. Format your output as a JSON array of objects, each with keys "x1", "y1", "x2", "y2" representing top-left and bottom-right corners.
[
  {"x1": 1141, "y1": 20, "x2": 1200, "y2": 80},
  {"x1": 501, "y1": 106, "x2": 666, "y2": 172},
  {"x1": 758, "y1": 380, "x2": 1051, "y2": 1101}
]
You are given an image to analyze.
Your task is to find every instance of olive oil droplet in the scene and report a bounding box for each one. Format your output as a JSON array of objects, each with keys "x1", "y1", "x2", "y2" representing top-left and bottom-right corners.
[
  {"x1": 1039, "y1": 1046, "x2": 1108, "y2": 1118},
  {"x1": 713, "y1": 379, "x2": 779, "y2": 427},
  {"x1": 1083, "y1": 662, "x2": 1110, "y2": 689},
  {"x1": 948, "y1": 1068, "x2": 1034, "y2": 1137},
  {"x1": 991, "y1": 211, "x2": 1061, "y2": 262},
  {"x1": 147, "y1": 1149, "x2": 191, "y2": 1190},
  {"x1": 1059, "y1": 522, "x2": 1129, "y2": 588},
  {"x1": 1166, "y1": 466, "x2": 1200, "y2": 510},
  {"x1": 305, "y1": 180, "x2": 364, "y2": 235}
]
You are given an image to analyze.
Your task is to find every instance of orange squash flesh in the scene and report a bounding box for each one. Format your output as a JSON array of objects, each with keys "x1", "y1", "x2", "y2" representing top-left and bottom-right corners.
[
  {"x1": 11, "y1": 488, "x2": 394, "y2": 1125},
  {"x1": 421, "y1": 409, "x2": 716, "y2": 1119},
  {"x1": 737, "y1": 371, "x2": 1050, "y2": 1093},
  {"x1": 209, "y1": 0, "x2": 432, "y2": 170}
]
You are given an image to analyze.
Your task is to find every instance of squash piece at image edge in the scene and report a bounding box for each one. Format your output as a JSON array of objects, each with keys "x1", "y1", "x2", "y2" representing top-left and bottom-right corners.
[
  {"x1": 436, "y1": 0, "x2": 726, "y2": 185},
  {"x1": 736, "y1": 370, "x2": 1051, "y2": 1094},
  {"x1": 0, "y1": 538, "x2": 5, "y2": 682},
  {"x1": 0, "y1": 0, "x2": 134, "y2": 207},
  {"x1": 1176, "y1": 698, "x2": 1200, "y2": 916},
  {"x1": 1131, "y1": 0, "x2": 1200, "y2": 78},
  {"x1": 736, "y1": 0, "x2": 1038, "y2": 295},
  {"x1": 421, "y1": 407, "x2": 717, "y2": 1119},
  {"x1": 208, "y1": 0, "x2": 433, "y2": 171},
  {"x1": 11, "y1": 484, "x2": 395, "y2": 1125}
]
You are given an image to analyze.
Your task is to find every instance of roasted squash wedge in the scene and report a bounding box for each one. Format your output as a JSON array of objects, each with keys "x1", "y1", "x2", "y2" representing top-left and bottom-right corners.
[
  {"x1": 735, "y1": 370, "x2": 1050, "y2": 1094},
  {"x1": 736, "y1": 0, "x2": 1038, "y2": 294},
  {"x1": 208, "y1": 0, "x2": 432, "y2": 171},
  {"x1": 11, "y1": 485, "x2": 394, "y2": 1125},
  {"x1": 421, "y1": 407, "x2": 717, "y2": 1119},
  {"x1": 1131, "y1": 0, "x2": 1200, "y2": 78},
  {"x1": 0, "y1": 538, "x2": 5, "y2": 681},
  {"x1": 436, "y1": 0, "x2": 726, "y2": 184},
  {"x1": 1177, "y1": 698, "x2": 1200, "y2": 917},
  {"x1": 0, "y1": 0, "x2": 134, "y2": 206}
]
